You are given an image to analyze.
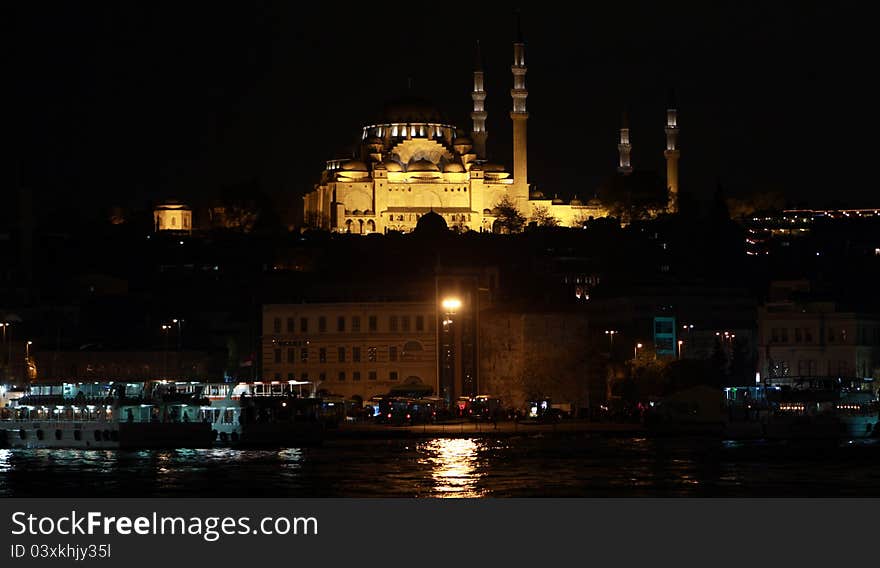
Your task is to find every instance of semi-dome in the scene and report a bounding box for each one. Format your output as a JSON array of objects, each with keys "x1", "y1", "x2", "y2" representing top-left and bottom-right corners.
[
  {"x1": 443, "y1": 162, "x2": 465, "y2": 173},
  {"x1": 341, "y1": 160, "x2": 368, "y2": 171},
  {"x1": 379, "y1": 96, "x2": 446, "y2": 124},
  {"x1": 482, "y1": 163, "x2": 506, "y2": 172},
  {"x1": 383, "y1": 159, "x2": 404, "y2": 172},
  {"x1": 414, "y1": 210, "x2": 448, "y2": 235},
  {"x1": 407, "y1": 158, "x2": 440, "y2": 172}
]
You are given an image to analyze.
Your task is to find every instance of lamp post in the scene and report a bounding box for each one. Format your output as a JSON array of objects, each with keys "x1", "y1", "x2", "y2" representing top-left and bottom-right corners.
[
  {"x1": 634, "y1": 342, "x2": 643, "y2": 360},
  {"x1": 161, "y1": 324, "x2": 171, "y2": 379},
  {"x1": 1, "y1": 322, "x2": 7, "y2": 377},
  {"x1": 604, "y1": 330, "x2": 618, "y2": 354},
  {"x1": 678, "y1": 340, "x2": 684, "y2": 360},
  {"x1": 25, "y1": 340, "x2": 33, "y2": 382},
  {"x1": 172, "y1": 318, "x2": 184, "y2": 350},
  {"x1": 440, "y1": 297, "x2": 462, "y2": 406}
]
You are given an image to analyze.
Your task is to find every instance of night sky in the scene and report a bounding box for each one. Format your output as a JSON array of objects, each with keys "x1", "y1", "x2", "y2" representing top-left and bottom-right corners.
[{"x1": 14, "y1": 2, "x2": 860, "y2": 224}]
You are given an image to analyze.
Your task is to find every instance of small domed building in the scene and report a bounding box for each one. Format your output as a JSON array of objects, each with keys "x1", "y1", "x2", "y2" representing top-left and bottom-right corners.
[{"x1": 153, "y1": 200, "x2": 192, "y2": 234}]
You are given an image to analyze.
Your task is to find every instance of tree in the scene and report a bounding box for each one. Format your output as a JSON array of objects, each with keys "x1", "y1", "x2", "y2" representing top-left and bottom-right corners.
[
  {"x1": 493, "y1": 195, "x2": 526, "y2": 233},
  {"x1": 530, "y1": 205, "x2": 559, "y2": 228}
]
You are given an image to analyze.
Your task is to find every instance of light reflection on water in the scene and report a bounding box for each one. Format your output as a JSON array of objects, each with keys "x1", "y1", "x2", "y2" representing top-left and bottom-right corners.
[
  {"x1": 1, "y1": 437, "x2": 879, "y2": 497},
  {"x1": 0, "y1": 449, "x2": 10, "y2": 473},
  {"x1": 418, "y1": 438, "x2": 486, "y2": 498}
]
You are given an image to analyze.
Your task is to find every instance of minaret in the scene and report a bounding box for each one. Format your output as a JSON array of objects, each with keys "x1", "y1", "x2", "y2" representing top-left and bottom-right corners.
[
  {"x1": 510, "y1": 12, "x2": 529, "y2": 199},
  {"x1": 664, "y1": 90, "x2": 680, "y2": 213},
  {"x1": 471, "y1": 40, "x2": 488, "y2": 160},
  {"x1": 617, "y1": 111, "x2": 633, "y2": 175}
]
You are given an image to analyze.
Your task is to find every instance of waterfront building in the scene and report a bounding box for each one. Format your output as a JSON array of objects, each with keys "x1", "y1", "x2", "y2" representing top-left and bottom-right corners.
[
  {"x1": 479, "y1": 308, "x2": 593, "y2": 412},
  {"x1": 262, "y1": 302, "x2": 438, "y2": 401},
  {"x1": 757, "y1": 283, "x2": 880, "y2": 384}
]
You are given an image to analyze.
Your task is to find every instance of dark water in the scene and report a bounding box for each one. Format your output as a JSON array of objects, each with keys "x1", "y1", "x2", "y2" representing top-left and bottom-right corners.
[{"x1": 3, "y1": 436, "x2": 880, "y2": 497}]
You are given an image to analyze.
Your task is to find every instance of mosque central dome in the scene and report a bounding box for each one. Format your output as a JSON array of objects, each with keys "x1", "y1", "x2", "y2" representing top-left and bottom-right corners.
[{"x1": 379, "y1": 96, "x2": 447, "y2": 124}]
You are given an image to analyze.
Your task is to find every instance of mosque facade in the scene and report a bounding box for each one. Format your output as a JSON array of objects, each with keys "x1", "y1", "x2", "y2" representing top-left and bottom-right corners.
[{"x1": 303, "y1": 26, "x2": 680, "y2": 234}]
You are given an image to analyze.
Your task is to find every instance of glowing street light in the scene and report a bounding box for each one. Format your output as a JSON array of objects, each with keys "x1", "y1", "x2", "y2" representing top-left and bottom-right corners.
[
  {"x1": 678, "y1": 339, "x2": 684, "y2": 360},
  {"x1": 605, "y1": 330, "x2": 618, "y2": 352},
  {"x1": 634, "y1": 342, "x2": 643, "y2": 360},
  {"x1": 172, "y1": 318, "x2": 184, "y2": 350},
  {"x1": 25, "y1": 340, "x2": 33, "y2": 382},
  {"x1": 161, "y1": 324, "x2": 171, "y2": 379},
  {"x1": 441, "y1": 298, "x2": 462, "y2": 312}
]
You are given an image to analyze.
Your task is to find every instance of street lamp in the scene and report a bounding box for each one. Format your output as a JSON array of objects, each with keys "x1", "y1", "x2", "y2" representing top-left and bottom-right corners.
[
  {"x1": 634, "y1": 342, "x2": 643, "y2": 360},
  {"x1": 161, "y1": 324, "x2": 171, "y2": 379},
  {"x1": 678, "y1": 340, "x2": 684, "y2": 360},
  {"x1": 25, "y1": 341, "x2": 33, "y2": 382},
  {"x1": 440, "y1": 297, "x2": 462, "y2": 405},
  {"x1": 604, "y1": 330, "x2": 618, "y2": 353},
  {"x1": 172, "y1": 318, "x2": 184, "y2": 350}
]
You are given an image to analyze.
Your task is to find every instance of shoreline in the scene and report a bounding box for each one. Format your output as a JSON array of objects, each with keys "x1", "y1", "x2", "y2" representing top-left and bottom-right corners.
[{"x1": 328, "y1": 420, "x2": 646, "y2": 439}]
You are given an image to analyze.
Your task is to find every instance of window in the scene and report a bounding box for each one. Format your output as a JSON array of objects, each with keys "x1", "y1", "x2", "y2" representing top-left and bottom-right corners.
[
  {"x1": 338, "y1": 347, "x2": 346, "y2": 362},
  {"x1": 287, "y1": 348, "x2": 295, "y2": 363},
  {"x1": 368, "y1": 347, "x2": 377, "y2": 362},
  {"x1": 300, "y1": 317, "x2": 308, "y2": 332},
  {"x1": 353, "y1": 347, "x2": 361, "y2": 362},
  {"x1": 353, "y1": 371, "x2": 361, "y2": 381},
  {"x1": 368, "y1": 315, "x2": 377, "y2": 332},
  {"x1": 416, "y1": 315, "x2": 424, "y2": 331},
  {"x1": 319, "y1": 348, "x2": 327, "y2": 363},
  {"x1": 273, "y1": 318, "x2": 282, "y2": 333},
  {"x1": 389, "y1": 316, "x2": 398, "y2": 332},
  {"x1": 338, "y1": 371, "x2": 346, "y2": 382},
  {"x1": 337, "y1": 316, "x2": 346, "y2": 332},
  {"x1": 389, "y1": 346, "x2": 398, "y2": 362},
  {"x1": 389, "y1": 371, "x2": 398, "y2": 381},
  {"x1": 368, "y1": 370, "x2": 377, "y2": 381},
  {"x1": 274, "y1": 349, "x2": 281, "y2": 363},
  {"x1": 301, "y1": 348, "x2": 309, "y2": 363},
  {"x1": 319, "y1": 317, "x2": 327, "y2": 332},
  {"x1": 401, "y1": 316, "x2": 410, "y2": 332},
  {"x1": 287, "y1": 317, "x2": 295, "y2": 332},
  {"x1": 352, "y1": 316, "x2": 361, "y2": 332}
]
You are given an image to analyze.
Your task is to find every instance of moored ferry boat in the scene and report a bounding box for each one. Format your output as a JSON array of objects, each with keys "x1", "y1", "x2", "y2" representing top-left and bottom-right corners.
[
  {"x1": 0, "y1": 381, "x2": 213, "y2": 449},
  {"x1": 724, "y1": 378, "x2": 880, "y2": 440},
  {"x1": 174, "y1": 380, "x2": 326, "y2": 447}
]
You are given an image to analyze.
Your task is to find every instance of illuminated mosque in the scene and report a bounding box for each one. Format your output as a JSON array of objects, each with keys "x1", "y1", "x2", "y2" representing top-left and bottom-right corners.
[{"x1": 303, "y1": 23, "x2": 680, "y2": 234}]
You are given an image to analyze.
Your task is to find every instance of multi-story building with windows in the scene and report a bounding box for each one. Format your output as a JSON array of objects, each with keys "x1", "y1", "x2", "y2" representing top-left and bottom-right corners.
[
  {"x1": 758, "y1": 294, "x2": 880, "y2": 383},
  {"x1": 262, "y1": 302, "x2": 437, "y2": 400}
]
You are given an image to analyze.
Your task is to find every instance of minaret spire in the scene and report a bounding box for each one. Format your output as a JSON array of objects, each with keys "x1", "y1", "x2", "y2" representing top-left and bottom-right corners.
[
  {"x1": 471, "y1": 40, "x2": 488, "y2": 160},
  {"x1": 664, "y1": 89, "x2": 680, "y2": 213},
  {"x1": 510, "y1": 10, "x2": 529, "y2": 200},
  {"x1": 617, "y1": 110, "x2": 633, "y2": 175}
]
